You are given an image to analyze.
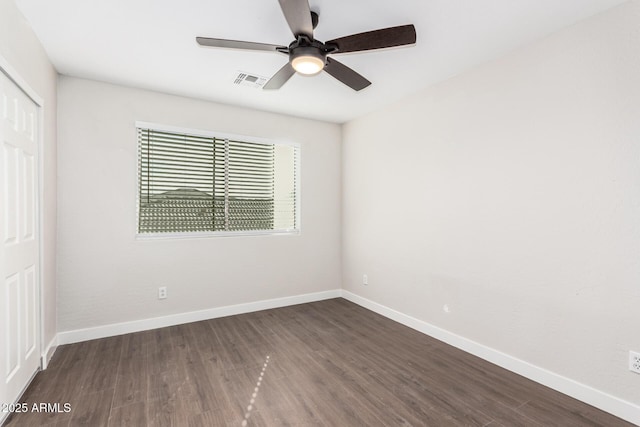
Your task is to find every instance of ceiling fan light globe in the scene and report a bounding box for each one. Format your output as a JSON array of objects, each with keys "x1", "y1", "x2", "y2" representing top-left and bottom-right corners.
[{"x1": 292, "y1": 55, "x2": 325, "y2": 75}]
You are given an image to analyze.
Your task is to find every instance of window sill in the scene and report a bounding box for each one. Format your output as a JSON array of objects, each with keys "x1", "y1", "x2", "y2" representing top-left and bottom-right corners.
[{"x1": 135, "y1": 229, "x2": 300, "y2": 241}]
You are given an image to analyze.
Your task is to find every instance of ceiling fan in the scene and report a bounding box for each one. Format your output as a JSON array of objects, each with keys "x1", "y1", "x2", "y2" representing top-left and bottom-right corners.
[{"x1": 196, "y1": 0, "x2": 417, "y2": 91}]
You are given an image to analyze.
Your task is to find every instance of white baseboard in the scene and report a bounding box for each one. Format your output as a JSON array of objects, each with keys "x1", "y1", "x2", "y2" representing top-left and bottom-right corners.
[
  {"x1": 41, "y1": 335, "x2": 58, "y2": 369},
  {"x1": 341, "y1": 290, "x2": 640, "y2": 426},
  {"x1": 57, "y1": 289, "x2": 341, "y2": 345}
]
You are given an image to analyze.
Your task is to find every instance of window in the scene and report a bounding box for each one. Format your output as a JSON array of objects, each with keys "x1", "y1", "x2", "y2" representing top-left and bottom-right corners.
[{"x1": 137, "y1": 124, "x2": 298, "y2": 236}]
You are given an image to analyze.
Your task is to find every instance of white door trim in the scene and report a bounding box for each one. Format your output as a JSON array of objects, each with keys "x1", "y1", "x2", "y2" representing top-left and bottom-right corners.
[
  {"x1": 0, "y1": 53, "x2": 47, "y2": 373},
  {"x1": 0, "y1": 56, "x2": 44, "y2": 106}
]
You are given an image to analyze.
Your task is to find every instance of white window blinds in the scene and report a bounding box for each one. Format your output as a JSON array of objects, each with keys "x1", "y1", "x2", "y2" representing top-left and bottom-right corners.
[{"x1": 138, "y1": 127, "x2": 298, "y2": 235}]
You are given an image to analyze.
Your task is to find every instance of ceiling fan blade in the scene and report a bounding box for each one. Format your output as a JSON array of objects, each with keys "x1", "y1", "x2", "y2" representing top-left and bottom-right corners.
[
  {"x1": 277, "y1": 0, "x2": 313, "y2": 38},
  {"x1": 263, "y1": 62, "x2": 296, "y2": 90},
  {"x1": 326, "y1": 24, "x2": 416, "y2": 54},
  {"x1": 196, "y1": 37, "x2": 285, "y2": 52},
  {"x1": 324, "y1": 57, "x2": 371, "y2": 91}
]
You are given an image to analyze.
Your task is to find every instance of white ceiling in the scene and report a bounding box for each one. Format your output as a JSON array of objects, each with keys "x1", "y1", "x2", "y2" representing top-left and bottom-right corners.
[{"x1": 15, "y1": 0, "x2": 626, "y2": 123}]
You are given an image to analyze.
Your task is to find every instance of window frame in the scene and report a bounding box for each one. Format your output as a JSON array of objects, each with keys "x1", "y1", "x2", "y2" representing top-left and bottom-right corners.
[{"x1": 135, "y1": 121, "x2": 300, "y2": 240}]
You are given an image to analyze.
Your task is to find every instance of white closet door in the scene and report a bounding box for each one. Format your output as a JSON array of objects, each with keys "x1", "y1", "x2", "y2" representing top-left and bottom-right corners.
[{"x1": 0, "y1": 70, "x2": 40, "y2": 410}]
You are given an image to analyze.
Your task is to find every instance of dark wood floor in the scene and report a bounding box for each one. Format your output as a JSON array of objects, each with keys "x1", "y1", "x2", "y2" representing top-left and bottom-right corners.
[{"x1": 3, "y1": 298, "x2": 633, "y2": 426}]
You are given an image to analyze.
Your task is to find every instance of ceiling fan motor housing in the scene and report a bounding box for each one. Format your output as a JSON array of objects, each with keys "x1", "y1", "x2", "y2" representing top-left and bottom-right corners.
[{"x1": 289, "y1": 37, "x2": 333, "y2": 75}]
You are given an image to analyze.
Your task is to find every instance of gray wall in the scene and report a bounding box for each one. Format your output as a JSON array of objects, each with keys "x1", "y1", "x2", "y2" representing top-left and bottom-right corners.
[
  {"x1": 342, "y1": 1, "x2": 640, "y2": 405},
  {"x1": 56, "y1": 77, "x2": 342, "y2": 331}
]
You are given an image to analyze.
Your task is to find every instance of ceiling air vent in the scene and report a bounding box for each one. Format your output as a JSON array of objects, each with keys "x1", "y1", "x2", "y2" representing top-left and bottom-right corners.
[{"x1": 234, "y1": 72, "x2": 268, "y2": 89}]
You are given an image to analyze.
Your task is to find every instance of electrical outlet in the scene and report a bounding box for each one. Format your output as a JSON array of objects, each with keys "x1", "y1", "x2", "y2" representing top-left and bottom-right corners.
[
  {"x1": 630, "y1": 351, "x2": 640, "y2": 374},
  {"x1": 158, "y1": 286, "x2": 167, "y2": 300},
  {"x1": 362, "y1": 274, "x2": 368, "y2": 285}
]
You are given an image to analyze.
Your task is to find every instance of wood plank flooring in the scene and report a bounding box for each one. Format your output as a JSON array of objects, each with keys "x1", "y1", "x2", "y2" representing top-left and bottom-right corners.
[{"x1": 2, "y1": 298, "x2": 633, "y2": 426}]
